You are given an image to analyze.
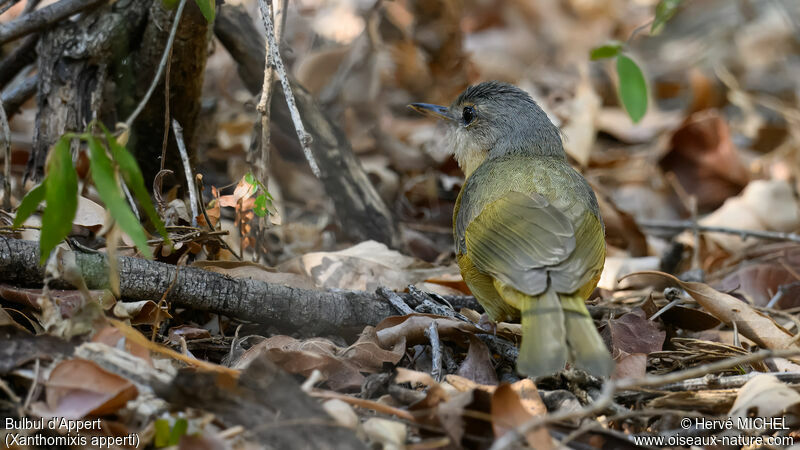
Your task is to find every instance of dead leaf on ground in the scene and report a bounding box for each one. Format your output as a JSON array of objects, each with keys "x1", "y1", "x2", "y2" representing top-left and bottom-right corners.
[
  {"x1": 456, "y1": 335, "x2": 498, "y2": 386},
  {"x1": 659, "y1": 109, "x2": 750, "y2": 212},
  {"x1": 235, "y1": 329, "x2": 405, "y2": 391},
  {"x1": 112, "y1": 300, "x2": 171, "y2": 326},
  {"x1": 728, "y1": 374, "x2": 800, "y2": 430},
  {"x1": 681, "y1": 180, "x2": 800, "y2": 254},
  {"x1": 623, "y1": 271, "x2": 799, "y2": 351},
  {"x1": 491, "y1": 382, "x2": 552, "y2": 450},
  {"x1": 717, "y1": 262, "x2": 800, "y2": 308},
  {"x1": 602, "y1": 308, "x2": 665, "y2": 379},
  {"x1": 280, "y1": 240, "x2": 455, "y2": 291},
  {"x1": 375, "y1": 313, "x2": 482, "y2": 348},
  {"x1": 31, "y1": 359, "x2": 138, "y2": 419},
  {"x1": 192, "y1": 260, "x2": 317, "y2": 289}
]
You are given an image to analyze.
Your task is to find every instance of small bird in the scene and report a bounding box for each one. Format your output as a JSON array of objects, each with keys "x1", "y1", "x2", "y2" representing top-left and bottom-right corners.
[{"x1": 410, "y1": 82, "x2": 613, "y2": 377}]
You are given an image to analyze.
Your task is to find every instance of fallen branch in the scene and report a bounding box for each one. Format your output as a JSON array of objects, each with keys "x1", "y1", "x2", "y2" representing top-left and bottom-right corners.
[
  {"x1": 637, "y1": 219, "x2": 800, "y2": 244},
  {"x1": 0, "y1": 237, "x2": 477, "y2": 335},
  {"x1": 0, "y1": 0, "x2": 104, "y2": 45}
]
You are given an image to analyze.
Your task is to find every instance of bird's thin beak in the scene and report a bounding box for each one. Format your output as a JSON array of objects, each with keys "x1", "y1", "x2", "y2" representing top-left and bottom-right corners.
[{"x1": 408, "y1": 103, "x2": 453, "y2": 121}]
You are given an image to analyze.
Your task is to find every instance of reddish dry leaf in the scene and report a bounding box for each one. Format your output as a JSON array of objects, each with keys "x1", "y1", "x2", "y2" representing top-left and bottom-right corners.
[
  {"x1": 112, "y1": 300, "x2": 171, "y2": 325},
  {"x1": 612, "y1": 353, "x2": 648, "y2": 379},
  {"x1": 168, "y1": 325, "x2": 212, "y2": 344},
  {"x1": 0, "y1": 285, "x2": 114, "y2": 317},
  {"x1": 491, "y1": 383, "x2": 552, "y2": 450},
  {"x1": 594, "y1": 189, "x2": 648, "y2": 257},
  {"x1": 32, "y1": 359, "x2": 138, "y2": 419},
  {"x1": 718, "y1": 263, "x2": 800, "y2": 308},
  {"x1": 92, "y1": 326, "x2": 152, "y2": 364},
  {"x1": 602, "y1": 308, "x2": 665, "y2": 357},
  {"x1": 624, "y1": 271, "x2": 799, "y2": 351},
  {"x1": 659, "y1": 109, "x2": 749, "y2": 212},
  {"x1": 342, "y1": 326, "x2": 405, "y2": 373},
  {"x1": 456, "y1": 335, "x2": 498, "y2": 386}
]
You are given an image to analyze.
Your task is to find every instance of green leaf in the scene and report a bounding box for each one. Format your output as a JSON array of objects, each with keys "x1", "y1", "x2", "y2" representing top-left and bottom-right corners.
[
  {"x1": 13, "y1": 182, "x2": 46, "y2": 228},
  {"x1": 194, "y1": 0, "x2": 215, "y2": 23},
  {"x1": 161, "y1": 0, "x2": 179, "y2": 8},
  {"x1": 590, "y1": 41, "x2": 623, "y2": 60},
  {"x1": 101, "y1": 126, "x2": 170, "y2": 246},
  {"x1": 616, "y1": 54, "x2": 648, "y2": 123},
  {"x1": 87, "y1": 137, "x2": 153, "y2": 259},
  {"x1": 254, "y1": 194, "x2": 267, "y2": 217},
  {"x1": 40, "y1": 137, "x2": 78, "y2": 264},
  {"x1": 244, "y1": 172, "x2": 256, "y2": 185},
  {"x1": 154, "y1": 419, "x2": 171, "y2": 447},
  {"x1": 651, "y1": 0, "x2": 681, "y2": 35},
  {"x1": 168, "y1": 418, "x2": 188, "y2": 445}
]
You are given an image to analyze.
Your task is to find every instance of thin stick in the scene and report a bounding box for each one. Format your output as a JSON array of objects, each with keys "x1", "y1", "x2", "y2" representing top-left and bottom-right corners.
[
  {"x1": 123, "y1": 0, "x2": 188, "y2": 129},
  {"x1": 171, "y1": 119, "x2": 199, "y2": 228},
  {"x1": 256, "y1": 0, "x2": 319, "y2": 177},
  {"x1": 637, "y1": 219, "x2": 800, "y2": 243},
  {"x1": 425, "y1": 322, "x2": 443, "y2": 382},
  {"x1": 0, "y1": 98, "x2": 11, "y2": 210},
  {"x1": 377, "y1": 287, "x2": 414, "y2": 315},
  {"x1": 489, "y1": 348, "x2": 800, "y2": 450},
  {"x1": 0, "y1": 0, "x2": 104, "y2": 45}
]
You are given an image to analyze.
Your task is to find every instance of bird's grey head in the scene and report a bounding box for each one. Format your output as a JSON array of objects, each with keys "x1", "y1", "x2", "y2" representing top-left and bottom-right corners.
[{"x1": 410, "y1": 81, "x2": 564, "y2": 176}]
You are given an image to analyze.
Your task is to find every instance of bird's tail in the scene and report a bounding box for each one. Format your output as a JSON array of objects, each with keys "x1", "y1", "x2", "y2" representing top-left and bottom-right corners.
[
  {"x1": 514, "y1": 288, "x2": 568, "y2": 377},
  {"x1": 502, "y1": 287, "x2": 613, "y2": 377},
  {"x1": 561, "y1": 293, "x2": 614, "y2": 376}
]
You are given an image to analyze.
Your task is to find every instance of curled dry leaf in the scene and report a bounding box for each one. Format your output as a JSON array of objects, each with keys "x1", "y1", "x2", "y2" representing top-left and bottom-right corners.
[
  {"x1": 235, "y1": 327, "x2": 405, "y2": 391},
  {"x1": 623, "y1": 271, "x2": 799, "y2": 351},
  {"x1": 491, "y1": 381, "x2": 552, "y2": 450},
  {"x1": 31, "y1": 359, "x2": 138, "y2": 419},
  {"x1": 375, "y1": 313, "x2": 482, "y2": 348},
  {"x1": 282, "y1": 240, "x2": 454, "y2": 291},
  {"x1": 112, "y1": 300, "x2": 171, "y2": 326},
  {"x1": 728, "y1": 374, "x2": 800, "y2": 430},
  {"x1": 602, "y1": 308, "x2": 665, "y2": 379},
  {"x1": 456, "y1": 335, "x2": 498, "y2": 386},
  {"x1": 659, "y1": 109, "x2": 749, "y2": 212}
]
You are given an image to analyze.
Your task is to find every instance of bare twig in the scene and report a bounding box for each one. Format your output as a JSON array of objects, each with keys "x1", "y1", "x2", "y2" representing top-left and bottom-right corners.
[
  {"x1": 1, "y1": 73, "x2": 36, "y2": 117},
  {"x1": 489, "y1": 348, "x2": 800, "y2": 450},
  {"x1": 0, "y1": 35, "x2": 37, "y2": 90},
  {"x1": 256, "y1": 0, "x2": 319, "y2": 177},
  {"x1": 425, "y1": 322, "x2": 443, "y2": 382},
  {"x1": 171, "y1": 119, "x2": 199, "y2": 228},
  {"x1": 377, "y1": 287, "x2": 414, "y2": 315},
  {"x1": 0, "y1": 0, "x2": 104, "y2": 45},
  {"x1": 0, "y1": 98, "x2": 11, "y2": 210},
  {"x1": 637, "y1": 219, "x2": 800, "y2": 243},
  {"x1": 123, "y1": 0, "x2": 188, "y2": 129}
]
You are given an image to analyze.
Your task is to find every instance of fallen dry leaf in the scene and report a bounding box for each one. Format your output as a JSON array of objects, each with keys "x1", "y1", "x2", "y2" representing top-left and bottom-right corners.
[
  {"x1": 728, "y1": 374, "x2": 800, "y2": 431},
  {"x1": 623, "y1": 271, "x2": 799, "y2": 351},
  {"x1": 491, "y1": 382, "x2": 552, "y2": 450},
  {"x1": 456, "y1": 335, "x2": 498, "y2": 386},
  {"x1": 32, "y1": 359, "x2": 138, "y2": 419}
]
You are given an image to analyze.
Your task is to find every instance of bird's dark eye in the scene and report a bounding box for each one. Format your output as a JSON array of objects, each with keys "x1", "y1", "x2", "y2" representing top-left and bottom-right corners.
[{"x1": 462, "y1": 106, "x2": 476, "y2": 125}]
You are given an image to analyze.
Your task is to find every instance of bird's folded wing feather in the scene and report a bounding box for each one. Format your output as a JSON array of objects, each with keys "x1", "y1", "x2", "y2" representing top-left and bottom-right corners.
[{"x1": 463, "y1": 191, "x2": 578, "y2": 295}]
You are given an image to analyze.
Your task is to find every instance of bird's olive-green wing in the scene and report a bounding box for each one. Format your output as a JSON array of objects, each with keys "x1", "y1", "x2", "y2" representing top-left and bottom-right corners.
[{"x1": 462, "y1": 191, "x2": 576, "y2": 296}]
